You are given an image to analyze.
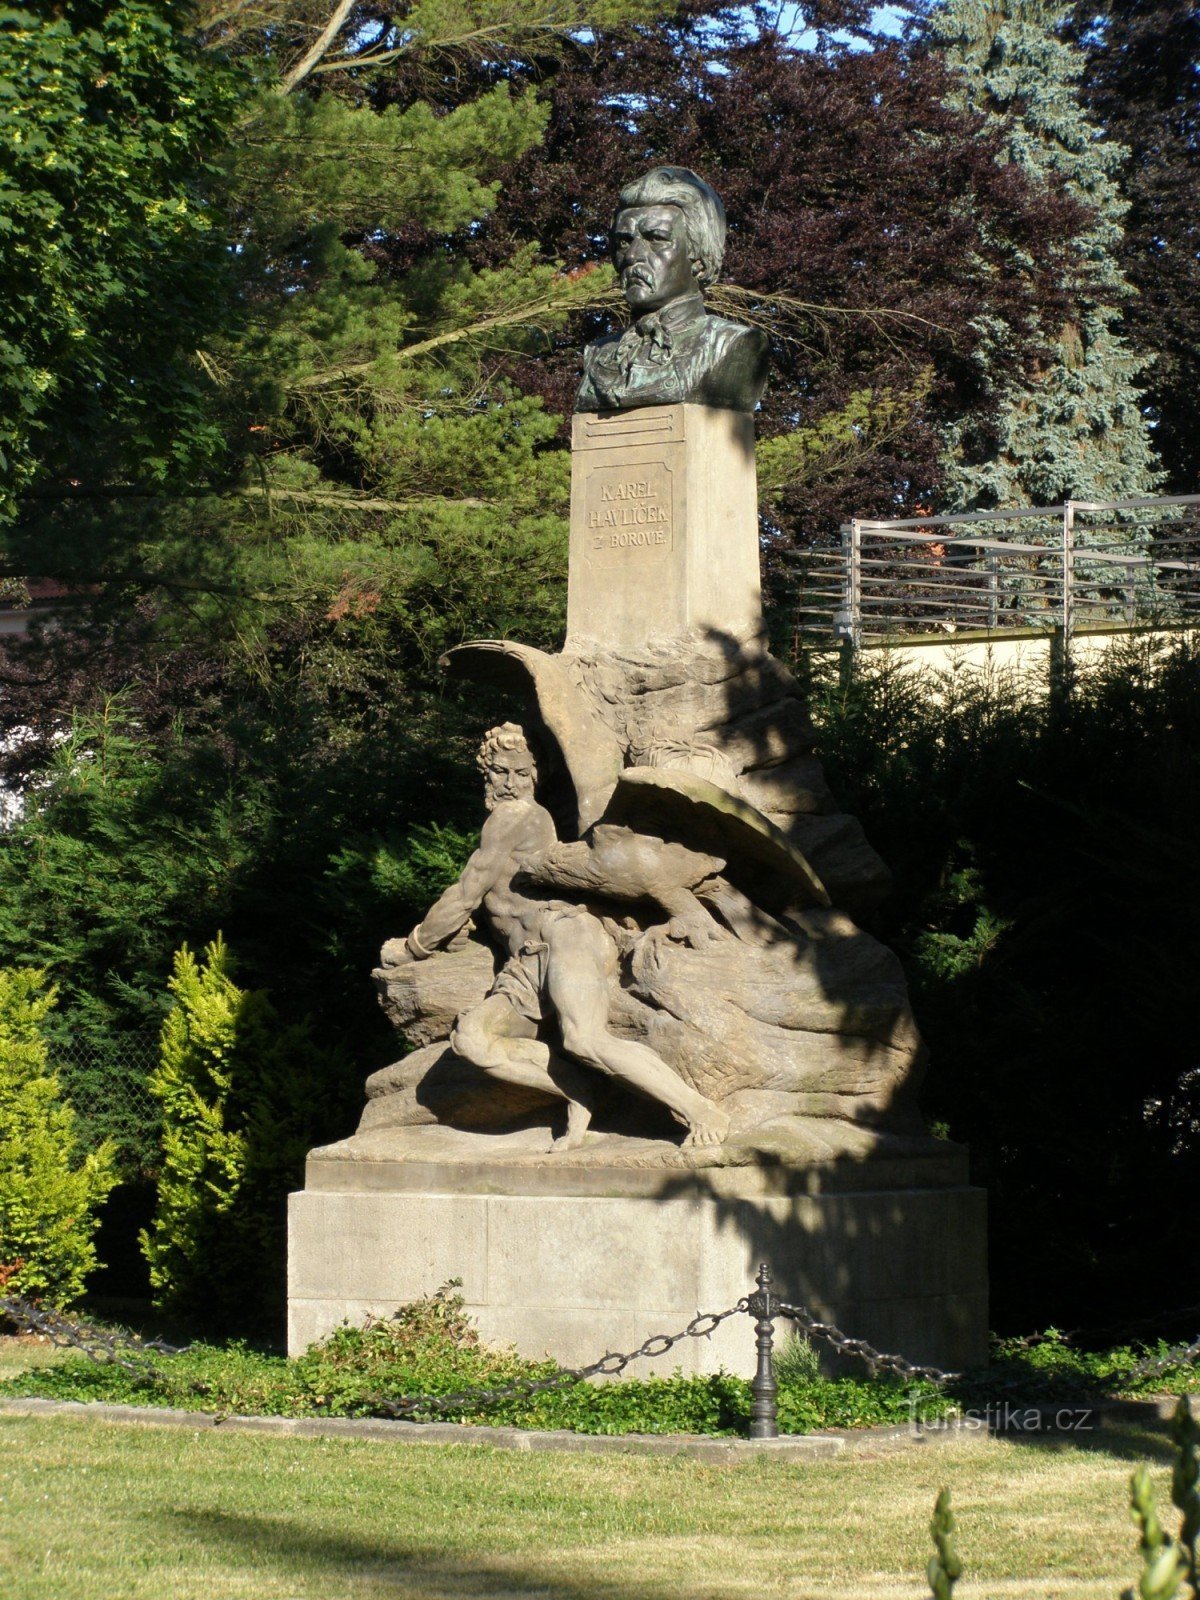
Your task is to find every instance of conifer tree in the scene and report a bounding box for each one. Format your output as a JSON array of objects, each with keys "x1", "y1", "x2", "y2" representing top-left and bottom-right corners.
[
  {"x1": 925, "y1": 0, "x2": 1163, "y2": 508},
  {"x1": 142, "y1": 936, "x2": 337, "y2": 1329},
  {"x1": 0, "y1": 968, "x2": 116, "y2": 1305},
  {"x1": 1068, "y1": 0, "x2": 1200, "y2": 494},
  {"x1": 4, "y1": 0, "x2": 668, "y2": 667}
]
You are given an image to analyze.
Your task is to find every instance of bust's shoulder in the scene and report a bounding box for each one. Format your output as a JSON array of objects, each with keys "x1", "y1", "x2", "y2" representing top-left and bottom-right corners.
[
  {"x1": 692, "y1": 314, "x2": 769, "y2": 410},
  {"x1": 700, "y1": 314, "x2": 768, "y2": 353}
]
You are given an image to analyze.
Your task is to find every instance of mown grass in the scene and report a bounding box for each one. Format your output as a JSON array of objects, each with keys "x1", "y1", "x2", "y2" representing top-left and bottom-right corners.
[
  {"x1": 0, "y1": 1338, "x2": 63, "y2": 1377},
  {"x1": 0, "y1": 1408, "x2": 1182, "y2": 1600}
]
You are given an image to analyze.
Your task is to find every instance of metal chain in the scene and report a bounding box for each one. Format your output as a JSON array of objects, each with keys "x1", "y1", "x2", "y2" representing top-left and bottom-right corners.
[
  {"x1": 1108, "y1": 1332, "x2": 1200, "y2": 1389},
  {"x1": 0, "y1": 1295, "x2": 204, "y2": 1396},
  {"x1": 368, "y1": 1302, "x2": 749, "y2": 1419},
  {"x1": 971, "y1": 1331, "x2": 1200, "y2": 1404},
  {"x1": 779, "y1": 1297, "x2": 1200, "y2": 1398},
  {"x1": 0, "y1": 1293, "x2": 748, "y2": 1421},
  {"x1": 993, "y1": 1302, "x2": 1200, "y2": 1354},
  {"x1": 777, "y1": 1299, "x2": 963, "y2": 1387},
  {"x1": 5, "y1": 1288, "x2": 1195, "y2": 1422}
]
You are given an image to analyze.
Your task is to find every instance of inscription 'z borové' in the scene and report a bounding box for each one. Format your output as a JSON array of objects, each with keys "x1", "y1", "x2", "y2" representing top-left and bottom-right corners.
[{"x1": 584, "y1": 459, "x2": 674, "y2": 560}]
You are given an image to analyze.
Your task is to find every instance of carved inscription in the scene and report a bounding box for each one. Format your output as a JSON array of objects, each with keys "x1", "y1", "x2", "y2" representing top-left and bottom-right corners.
[{"x1": 583, "y1": 460, "x2": 673, "y2": 562}]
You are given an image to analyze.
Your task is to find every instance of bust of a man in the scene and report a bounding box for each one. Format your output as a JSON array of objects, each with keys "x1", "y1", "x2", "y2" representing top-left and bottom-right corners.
[{"x1": 575, "y1": 166, "x2": 769, "y2": 415}]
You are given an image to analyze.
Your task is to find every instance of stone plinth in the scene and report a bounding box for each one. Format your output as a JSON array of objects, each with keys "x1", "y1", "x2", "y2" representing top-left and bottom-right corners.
[
  {"x1": 288, "y1": 1129, "x2": 987, "y2": 1374},
  {"x1": 567, "y1": 405, "x2": 760, "y2": 650}
]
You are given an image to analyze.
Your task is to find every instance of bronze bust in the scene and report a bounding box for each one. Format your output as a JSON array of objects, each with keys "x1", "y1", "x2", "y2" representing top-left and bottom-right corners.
[{"x1": 575, "y1": 166, "x2": 769, "y2": 415}]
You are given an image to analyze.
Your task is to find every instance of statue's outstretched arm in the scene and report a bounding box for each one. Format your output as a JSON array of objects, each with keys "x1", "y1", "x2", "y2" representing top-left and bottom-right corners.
[{"x1": 404, "y1": 813, "x2": 516, "y2": 957}]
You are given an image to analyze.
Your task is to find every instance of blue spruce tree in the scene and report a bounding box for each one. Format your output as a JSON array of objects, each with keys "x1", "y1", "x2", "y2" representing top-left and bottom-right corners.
[{"x1": 927, "y1": 0, "x2": 1163, "y2": 509}]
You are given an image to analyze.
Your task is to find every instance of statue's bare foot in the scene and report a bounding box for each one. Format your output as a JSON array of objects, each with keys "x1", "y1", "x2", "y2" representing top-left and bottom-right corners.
[
  {"x1": 681, "y1": 1102, "x2": 730, "y2": 1149},
  {"x1": 550, "y1": 1098, "x2": 592, "y2": 1153}
]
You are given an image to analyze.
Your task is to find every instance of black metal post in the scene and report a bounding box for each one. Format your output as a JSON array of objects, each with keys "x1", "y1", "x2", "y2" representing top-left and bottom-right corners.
[{"x1": 747, "y1": 1262, "x2": 779, "y2": 1440}]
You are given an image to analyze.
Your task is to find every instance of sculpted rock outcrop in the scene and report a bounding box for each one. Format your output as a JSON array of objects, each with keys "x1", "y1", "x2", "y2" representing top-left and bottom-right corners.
[{"x1": 367, "y1": 683, "x2": 925, "y2": 1163}]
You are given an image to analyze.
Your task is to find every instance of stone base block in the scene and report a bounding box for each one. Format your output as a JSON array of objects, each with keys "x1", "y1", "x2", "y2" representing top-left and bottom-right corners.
[{"x1": 288, "y1": 1145, "x2": 987, "y2": 1375}]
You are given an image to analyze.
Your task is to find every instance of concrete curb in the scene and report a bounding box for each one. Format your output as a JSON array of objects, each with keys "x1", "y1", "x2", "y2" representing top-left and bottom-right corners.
[{"x1": 0, "y1": 1395, "x2": 970, "y2": 1461}]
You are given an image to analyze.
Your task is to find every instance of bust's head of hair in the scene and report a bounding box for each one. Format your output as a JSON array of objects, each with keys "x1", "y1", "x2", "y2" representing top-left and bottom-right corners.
[{"x1": 611, "y1": 167, "x2": 726, "y2": 289}]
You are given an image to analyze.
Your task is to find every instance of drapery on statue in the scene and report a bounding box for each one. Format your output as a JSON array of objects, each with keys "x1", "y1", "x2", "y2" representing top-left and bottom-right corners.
[
  {"x1": 575, "y1": 166, "x2": 769, "y2": 415},
  {"x1": 393, "y1": 723, "x2": 732, "y2": 1153}
]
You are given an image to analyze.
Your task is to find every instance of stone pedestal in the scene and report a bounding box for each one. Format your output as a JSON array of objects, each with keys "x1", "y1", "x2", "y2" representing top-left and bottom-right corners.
[
  {"x1": 288, "y1": 1129, "x2": 987, "y2": 1374},
  {"x1": 568, "y1": 404, "x2": 760, "y2": 650}
]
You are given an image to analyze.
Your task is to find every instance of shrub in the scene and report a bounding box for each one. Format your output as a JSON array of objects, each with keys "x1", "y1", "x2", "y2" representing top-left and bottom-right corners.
[
  {"x1": 0, "y1": 967, "x2": 116, "y2": 1305},
  {"x1": 802, "y1": 638, "x2": 1200, "y2": 1332},
  {"x1": 774, "y1": 1333, "x2": 822, "y2": 1385},
  {"x1": 140, "y1": 936, "x2": 339, "y2": 1333}
]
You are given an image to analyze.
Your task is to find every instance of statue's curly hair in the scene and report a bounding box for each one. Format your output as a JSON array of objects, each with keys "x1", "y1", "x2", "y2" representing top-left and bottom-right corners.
[
  {"x1": 612, "y1": 166, "x2": 726, "y2": 287},
  {"x1": 476, "y1": 722, "x2": 535, "y2": 777}
]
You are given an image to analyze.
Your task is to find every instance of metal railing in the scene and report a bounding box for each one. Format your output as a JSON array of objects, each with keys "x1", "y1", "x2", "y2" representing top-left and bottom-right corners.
[{"x1": 790, "y1": 495, "x2": 1200, "y2": 649}]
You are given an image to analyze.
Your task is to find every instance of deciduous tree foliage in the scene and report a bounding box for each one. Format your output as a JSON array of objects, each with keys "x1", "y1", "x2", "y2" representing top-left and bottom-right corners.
[
  {"x1": 457, "y1": 6, "x2": 1091, "y2": 562},
  {"x1": 0, "y1": 0, "x2": 239, "y2": 519}
]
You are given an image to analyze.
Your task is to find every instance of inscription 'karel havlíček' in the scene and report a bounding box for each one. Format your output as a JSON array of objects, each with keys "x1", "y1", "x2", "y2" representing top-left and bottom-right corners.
[{"x1": 585, "y1": 464, "x2": 673, "y2": 555}]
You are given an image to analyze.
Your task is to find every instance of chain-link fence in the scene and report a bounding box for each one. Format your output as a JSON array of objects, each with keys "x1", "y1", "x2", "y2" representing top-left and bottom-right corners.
[{"x1": 50, "y1": 1035, "x2": 161, "y2": 1178}]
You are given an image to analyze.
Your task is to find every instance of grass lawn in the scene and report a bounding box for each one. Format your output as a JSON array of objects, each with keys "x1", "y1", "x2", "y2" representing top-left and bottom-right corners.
[
  {"x1": 0, "y1": 1338, "x2": 63, "y2": 1377},
  {"x1": 0, "y1": 1409, "x2": 1180, "y2": 1600}
]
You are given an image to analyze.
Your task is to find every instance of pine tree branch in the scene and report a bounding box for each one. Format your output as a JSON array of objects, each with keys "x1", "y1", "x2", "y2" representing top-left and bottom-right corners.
[
  {"x1": 239, "y1": 487, "x2": 486, "y2": 511},
  {"x1": 308, "y1": 19, "x2": 571, "y2": 76},
  {"x1": 277, "y1": 0, "x2": 357, "y2": 94},
  {"x1": 291, "y1": 284, "x2": 619, "y2": 391}
]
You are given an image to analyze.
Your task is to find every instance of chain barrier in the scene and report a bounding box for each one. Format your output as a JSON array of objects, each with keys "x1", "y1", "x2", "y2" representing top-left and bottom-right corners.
[
  {"x1": 1110, "y1": 1332, "x2": 1200, "y2": 1390},
  {"x1": 777, "y1": 1299, "x2": 963, "y2": 1387},
  {"x1": 778, "y1": 1295, "x2": 1200, "y2": 1399},
  {"x1": 0, "y1": 1294, "x2": 205, "y2": 1397},
  {"x1": 3, "y1": 1273, "x2": 1198, "y2": 1437},
  {"x1": 0, "y1": 1292, "x2": 748, "y2": 1422},
  {"x1": 994, "y1": 1302, "x2": 1200, "y2": 1355},
  {"x1": 366, "y1": 1302, "x2": 749, "y2": 1420}
]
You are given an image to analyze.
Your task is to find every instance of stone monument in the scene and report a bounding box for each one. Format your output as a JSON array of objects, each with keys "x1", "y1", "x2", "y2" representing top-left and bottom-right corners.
[{"x1": 288, "y1": 167, "x2": 987, "y2": 1374}]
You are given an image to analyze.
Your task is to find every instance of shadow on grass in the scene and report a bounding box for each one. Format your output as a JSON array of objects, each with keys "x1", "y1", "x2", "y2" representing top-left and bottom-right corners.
[
  {"x1": 990, "y1": 1410, "x2": 1177, "y2": 1466},
  {"x1": 167, "y1": 1508, "x2": 640, "y2": 1599}
]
